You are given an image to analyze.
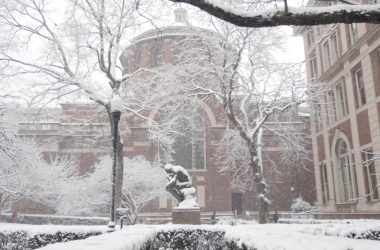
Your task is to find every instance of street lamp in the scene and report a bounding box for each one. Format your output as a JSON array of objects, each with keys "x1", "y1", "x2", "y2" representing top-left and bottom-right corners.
[{"x1": 108, "y1": 93, "x2": 122, "y2": 232}]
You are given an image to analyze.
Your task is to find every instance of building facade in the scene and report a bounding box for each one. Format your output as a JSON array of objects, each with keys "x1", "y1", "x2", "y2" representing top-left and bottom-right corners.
[{"x1": 297, "y1": 1, "x2": 380, "y2": 215}]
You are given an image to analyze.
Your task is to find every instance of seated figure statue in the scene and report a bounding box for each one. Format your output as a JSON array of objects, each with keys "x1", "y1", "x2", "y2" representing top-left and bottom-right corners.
[{"x1": 165, "y1": 164, "x2": 199, "y2": 208}]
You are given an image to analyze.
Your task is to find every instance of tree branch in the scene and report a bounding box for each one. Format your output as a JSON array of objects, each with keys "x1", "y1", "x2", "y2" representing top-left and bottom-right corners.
[{"x1": 170, "y1": 1, "x2": 380, "y2": 27}]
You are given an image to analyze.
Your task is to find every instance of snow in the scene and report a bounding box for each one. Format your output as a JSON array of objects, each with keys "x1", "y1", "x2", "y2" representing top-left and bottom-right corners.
[
  {"x1": 202, "y1": 0, "x2": 380, "y2": 18},
  {"x1": 2, "y1": 220, "x2": 377, "y2": 250},
  {"x1": 110, "y1": 94, "x2": 122, "y2": 113},
  {"x1": 0, "y1": 223, "x2": 105, "y2": 236},
  {"x1": 177, "y1": 187, "x2": 199, "y2": 208}
]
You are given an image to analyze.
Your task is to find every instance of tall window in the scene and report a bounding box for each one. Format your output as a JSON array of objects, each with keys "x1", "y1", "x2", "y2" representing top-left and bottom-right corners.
[
  {"x1": 362, "y1": 149, "x2": 379, "y2": 201},
  {"x1": 331, "y1": 32, "x2": 340, "y2": 61},
  {"x1": 336, "y1": 139, "x2": 354, "y2": 202},
  {"x1": 307, "y1": 29, "x2": 315, "y2": 47},
  {"x1": 171, "y1": 117, "x2": 205, "y2": 170},
  {"x1": 320, "y1": 162, "x2": 330, "y2": 204},
  {"x1": 353, "y1": 68, "x2": 366, "y2": 107},
  {"x1": 328, "y1": 89, "x2": 337, "y2": 122},
  {"x1": 159, "y1": 103, "x2": 206, "y2": 170},
  {"x1": 314, "y1": 103, "x2": 323, "y2": 131},
  {"x1": 350, "y1": 23, "x2": 359, "y2": 44},
  {"x1": 336, "y1": 82, "x2": 348, "y2": 118},
  {"x1": 323, "y1": 41, "x2": 332, "y2": 68},
  {"x1": 310, "y1": 51, "x2": 318, "y2": 81}
]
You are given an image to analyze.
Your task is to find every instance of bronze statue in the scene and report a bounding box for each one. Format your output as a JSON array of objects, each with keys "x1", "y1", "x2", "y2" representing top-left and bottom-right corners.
[{"x1": 165, "y1": 164, "x2": 199, "y2": 208}]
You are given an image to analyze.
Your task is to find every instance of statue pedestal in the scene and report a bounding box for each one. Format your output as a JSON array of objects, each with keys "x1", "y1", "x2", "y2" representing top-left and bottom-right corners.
[{"x1": 172, "y1": 207, "x2": 200, "y2": 225}]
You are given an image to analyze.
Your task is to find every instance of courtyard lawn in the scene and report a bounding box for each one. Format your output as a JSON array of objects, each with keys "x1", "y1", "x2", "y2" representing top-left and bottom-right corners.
[{"x1": 1, "y1": 219, "x2": 378, "y2": 250}]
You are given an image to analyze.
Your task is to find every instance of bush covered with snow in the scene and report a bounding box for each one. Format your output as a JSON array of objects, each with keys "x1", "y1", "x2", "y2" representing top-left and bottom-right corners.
[
  {"x1": 345, "y1": 230, "x2": 380, "y2": 241},
  {"x1": 143, "y1": 228, "x2": 227, "y2": 249},
  {"x1": 290, "y1": 196, "x2": 315, "y2": 213},
  {"x1": 0, "y1": 230, "x2": 102, "y2": 250}
]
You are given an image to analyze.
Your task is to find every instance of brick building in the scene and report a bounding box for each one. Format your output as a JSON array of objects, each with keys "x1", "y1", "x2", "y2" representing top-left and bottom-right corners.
[
  {"x1": 296, "y1": 1, "x2": 380, "y2": 215},
  {"x1": 11, "y1": 11, "x2": 316, "y2": 217}
]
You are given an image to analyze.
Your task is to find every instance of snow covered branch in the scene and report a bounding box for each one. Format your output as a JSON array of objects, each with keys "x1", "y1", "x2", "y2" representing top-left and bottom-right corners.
[{"x1": 170, "y1": 1, "x2": 380, "y2": 27}]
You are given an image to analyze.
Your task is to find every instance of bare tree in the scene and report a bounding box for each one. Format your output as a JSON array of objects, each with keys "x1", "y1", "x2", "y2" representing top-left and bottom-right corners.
[
  {"x1": 0, "y1": 128, "x2": 80, "y2": 214},
  {"x1": 58, "y1": 156, "x2": 166, "y2": 225},
  {"x1": 0, "y1": 0, "x2": 176, "y2": 214},
  {"x1": 169, "y1": 0, "x2": 380, "y2": 27},
  {"x1": 174, "y1": 19, "x2": 307, "y2": 223}
]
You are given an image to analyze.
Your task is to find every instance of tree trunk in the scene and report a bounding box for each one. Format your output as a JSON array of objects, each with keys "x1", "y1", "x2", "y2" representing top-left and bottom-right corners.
[
  {"x1": 257, "y1": 175, "x2": 268, "y2": 224},
  {"x1": 253, "y1": 127, "x2": 269, "y2": 224}
]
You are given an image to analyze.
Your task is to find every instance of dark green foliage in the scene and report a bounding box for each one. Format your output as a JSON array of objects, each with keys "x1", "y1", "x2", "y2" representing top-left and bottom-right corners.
[
  {"x1": 144, "y1": 229, "x2": 227, "y2": 250},
  {"x1": 0, "y1": 230, "x2": 102, "y2": 250},
  {"x1": 346, "y1": 231, "x2": 380, "y2": 241},
  {"x1": 142, "y1": 228, "x2": 259, "y2": 250}
]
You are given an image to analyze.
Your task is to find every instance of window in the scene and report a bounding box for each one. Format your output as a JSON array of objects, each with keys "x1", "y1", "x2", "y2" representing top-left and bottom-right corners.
[
  {"x1": 362, "y1": 149, "x2": 379, "y2": 201},
  {"x1": 171, "y1": 117, "x2": 205, "y2": 170},
  {"x1": 307, "y1": 30, "x2": 315, "y2": 47},
  {"x1": 160, "y1": 105, "x2": 206, "y2": 170},
  {"x1": 314, "y1": 103, "x2": 323, "y2": 131},
  {"x1": 331, "y1": 32, "x2": 340, "y2": 61},
  {"x1": 328, "y1": 89, "x2": 337, "y2": 122},
  {"x1": 336, "y1": 139, "x2": 354, "y2": 202},
  {"x1": 336, "y1": 82, "x2": 348, "y2": 118},
  {"x1": 310, "y1": 51, "x2": 318, "y2": 81},
  {"x1": 320, "y1": 162, "x2": 330, "y2": 204},
  {"x1": 350, "y1": 23, "x2": 359, "y2": 44},
  {"x1": 323, "y1": 41, "x2": 332, "y2": 68},
  {"x1": 353, "y1": 68, "x2": 366, "y2": 107}
]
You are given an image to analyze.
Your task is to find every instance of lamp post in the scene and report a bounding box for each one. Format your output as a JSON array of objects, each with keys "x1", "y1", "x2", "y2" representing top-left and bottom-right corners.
[{"x1": 108, "y1": 94, "x2": 122, "y2": 232}]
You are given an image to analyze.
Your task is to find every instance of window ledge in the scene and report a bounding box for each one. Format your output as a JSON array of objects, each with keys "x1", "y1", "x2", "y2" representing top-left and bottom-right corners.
[{"x1": 334, "y1": 201, "x2": 357, "y2": 205}]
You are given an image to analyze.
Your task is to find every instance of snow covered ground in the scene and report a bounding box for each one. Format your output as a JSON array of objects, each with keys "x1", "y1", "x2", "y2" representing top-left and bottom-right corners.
[
  {"x1": 1, "y1": 220, "x2": 380, "y2": 250},
  {"x1": 0, "y1": 223, "x2": 106, "y2": 235}
]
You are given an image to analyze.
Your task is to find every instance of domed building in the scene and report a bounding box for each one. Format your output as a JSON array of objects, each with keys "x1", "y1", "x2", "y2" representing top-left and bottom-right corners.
[
  {"x1": 117, "y1": 9, "x2": 316, "y2": 219},
  {"x1": 118, "y1": 9, "x2": 234, "y2": 215}
]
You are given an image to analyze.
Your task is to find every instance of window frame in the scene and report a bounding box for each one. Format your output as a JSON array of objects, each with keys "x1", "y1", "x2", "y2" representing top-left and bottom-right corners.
[
  {"x1": 160, "y1": 115, "x2": 206, "y2": 171},
  {"x1": 320, "y1": 161, "x2": 330, "y2": 204},
  {"x1": 328, "y1": 89, "x2": 337, "y2": 123},
  {"x1": 335, "y1": 139, "x2": 354, "y2": 203},
  {"x1": 354, "y1": 67, "x2": 367, "y2": 107},
  {"x1": 331, "y1": 32, "x2": 340, "y2": 61},
  {"x1": 336, "y1": 81, "x2": 348, "y2": 118},
  {"x1": 310, "y1": 51, "x2": 318, "y2": 81},
  {"x1": 350, "y1": 23, "x2": 359, "y2": 44},
  {"x1": 323, "y1": 41, "x2": 332, "y2": 68}
]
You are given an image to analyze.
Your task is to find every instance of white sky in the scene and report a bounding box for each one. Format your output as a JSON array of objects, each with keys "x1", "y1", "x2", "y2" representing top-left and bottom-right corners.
[{"x1": 0, "y1": 0, "x2": 307, "y2": 107}]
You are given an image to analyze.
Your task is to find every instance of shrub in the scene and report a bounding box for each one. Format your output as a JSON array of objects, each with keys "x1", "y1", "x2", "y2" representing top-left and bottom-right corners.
[
  {"x1": 0, "y1": 230, "x2": 102, "y2": 250},
  {"x1": 143, "y1": 229, "x2": 227, "y2": 250}
]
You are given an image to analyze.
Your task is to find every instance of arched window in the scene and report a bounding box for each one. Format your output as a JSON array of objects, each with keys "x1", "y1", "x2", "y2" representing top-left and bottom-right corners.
[
  {"x1": 171, "y1": 115, "x2": 205, "y2": 170},
  {"x1": 158, "y1": 103, "x2": 205, "y2": 170},
  {"x1": 335, "y1": 139, "x2": 354, "y2": 202}
]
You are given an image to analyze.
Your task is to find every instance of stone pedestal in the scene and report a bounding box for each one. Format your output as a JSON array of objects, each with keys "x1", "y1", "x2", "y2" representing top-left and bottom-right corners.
[{"x1": 172, "y1": 207, "x2": 201, "y2": 225}]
